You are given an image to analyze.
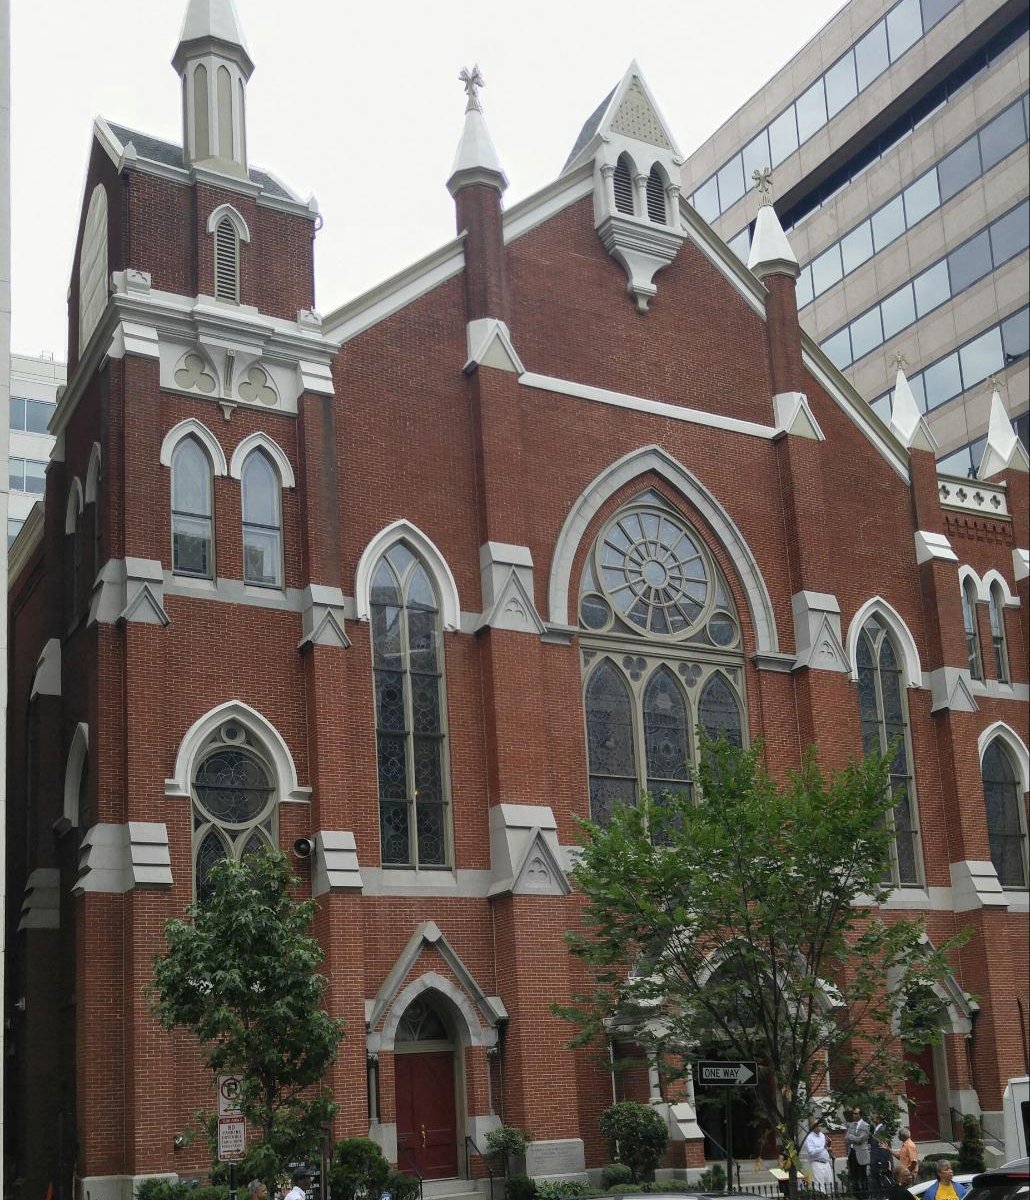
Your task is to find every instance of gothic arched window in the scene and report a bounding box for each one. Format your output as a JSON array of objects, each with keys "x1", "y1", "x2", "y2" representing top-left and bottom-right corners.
[
  {"x1": 856, "y1": 616, "x2": 921, "y2": 885},
  {"x1": 988, "y1": 584, "x2": 1009, "y2": 684},
  {"x1": 171, "y1": 436, "x2": 214, "y2": 578},
  {"x1": 191, "y1": 721, "x2": 276, "y2": 905},
  {"x1": 981, "y1": 740, "x2": 1027, "y2": 889},
  {"x1": 579, "y1": 493, "x2": 747, "y2": 827},
  {"x1": 961, "y1": 578, "x2": 983, "y2": 681},
  {"x1": 646, "y1": 165, "x2": 668, "y2": 224},
  {"x1": 613, "y1": 154, "x2": 635, "y2": 215},
  {"x1": 214, "y1": 215, "x2": 240, "y2": 302},
  {"x1": 371, "y1": 543, "x2": 450, "y2": 869},
  {"x1": 241, "y1": 449, "x2": 282, "y2": 588}
]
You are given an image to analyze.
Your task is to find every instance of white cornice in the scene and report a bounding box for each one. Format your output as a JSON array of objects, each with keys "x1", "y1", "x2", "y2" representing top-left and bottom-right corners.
[
  {"x1": 677, "y1": 197, "x2": 768, "y2": 319},
  {"x1": 7, "y1": 503, "x2": 44, "y2": 591},
  {"x1": 503, "y1": 163, "x2": 594, "y2": 244}
]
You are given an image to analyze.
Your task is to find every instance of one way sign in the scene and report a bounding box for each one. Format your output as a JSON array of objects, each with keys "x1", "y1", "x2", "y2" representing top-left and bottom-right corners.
[{"x1": 697, "y1": 1060, "x2": 758, "y2": 1086}]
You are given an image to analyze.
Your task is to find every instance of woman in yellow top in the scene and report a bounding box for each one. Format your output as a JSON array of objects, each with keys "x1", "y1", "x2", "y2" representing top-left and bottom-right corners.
[{"x1": 922, "y1": 1161, "x2": 969, "y2": 1200}]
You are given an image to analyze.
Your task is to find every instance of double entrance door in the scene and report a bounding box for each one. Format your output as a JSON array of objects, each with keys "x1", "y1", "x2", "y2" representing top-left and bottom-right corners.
[{"x1": 396, "y1": 1051, "x2": 458, "y2": 1179}]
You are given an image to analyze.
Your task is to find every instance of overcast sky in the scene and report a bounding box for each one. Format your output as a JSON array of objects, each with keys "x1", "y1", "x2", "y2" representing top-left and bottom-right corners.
[{"x1": 11, "y1": 0, "x2": 845, "y2": 361}]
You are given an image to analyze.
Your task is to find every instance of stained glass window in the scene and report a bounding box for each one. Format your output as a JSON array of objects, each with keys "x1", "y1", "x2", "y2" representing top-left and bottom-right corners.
[
  {"x1": 371, "y1": 544, "x2": 449, "y2": 868},
  {"x1": 982, "y1": 741, "x2": 1027, "y2": 889},
  {"x1": 699, "y1": 675, "x2": 743, "y2": 747},
  {"x1": 856, "y1": 619, "x2": 921, "y2": 885}
]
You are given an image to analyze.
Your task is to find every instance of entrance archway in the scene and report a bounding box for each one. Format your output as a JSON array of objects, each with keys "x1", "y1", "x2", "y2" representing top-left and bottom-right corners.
[{"x1": 395, "y1": 996, "x2": 461, "y2": 1180}]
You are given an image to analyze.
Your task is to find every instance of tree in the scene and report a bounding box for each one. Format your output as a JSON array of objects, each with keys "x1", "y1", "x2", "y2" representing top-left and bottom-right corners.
[
  {"x1": 957, "y1": 1114, "x2": 986, "y2": 1174},
  {"x1": 561, "y1": 740, "x2": 965, "y2": 1190},
  {"x1": 598, "y1": 1101, "x2": 668, "y2": 1181},
  {"x1": 150, "y1": 848, "x2": 344, "y2": 1184}
]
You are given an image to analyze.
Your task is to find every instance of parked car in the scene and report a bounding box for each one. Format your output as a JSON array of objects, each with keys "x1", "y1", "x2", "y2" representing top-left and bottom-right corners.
[
  {"x1": 962, "y1": 1162, "x2": 1030, "y2": 1200},
  {"x1": 909, "y1": 1160, "x2": 1029, "y2": 1199}
]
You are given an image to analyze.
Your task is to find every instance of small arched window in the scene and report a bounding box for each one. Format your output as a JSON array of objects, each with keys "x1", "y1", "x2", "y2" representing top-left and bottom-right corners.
[
  {"x1": 699, "y1": 674, "x2": 743, "y2": 747},
  {"x1": 191, "y1": 720, "x2": 277, "y2": 904},
  {"x1": 214, "y1": 215, "x2": 240, "y2": 302},
  {"x1": 961, "y1": 578, "x2": 983, "y2": 681},
  {"x1": 371, "y1": 544, "x2": 450, "y2": 869},
  {"x1": 586, "y1": 660, "x2": 637, "y2": 824},
  {"x1": 241, "y1": 450, "x2": 282, "y2": 589},
  {"x1": 857, "y1": 616, "x2": 921, "y2": 885},
  {"x1": 171, "y1": 436, "x2": 214, "y2": 578},
  {"x1": 613, "y1": 154, "x2": 635, "y2": 216},
  {"x1": 646, "y1": 166, "x2": 667, "y2": 224},
  {"x1": 981, "y1": 740, "x2": 1027, "y2": 889},
  {"x1": 988, "y1": 584, "x2": 1009, "y2": 684}
]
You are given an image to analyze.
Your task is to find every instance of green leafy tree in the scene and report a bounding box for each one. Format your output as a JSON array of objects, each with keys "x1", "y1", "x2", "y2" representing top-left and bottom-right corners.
[
  {"x1": 957, "y1": 1114, "x2": 986, "y2": 1174},
  {"x1": 561, "y1": 740, "x2": 966, "y2": 1193},
  {"x1": 150, "y1": 848, "x2": 344, "y2": 1185},
  {"x1": 598, "y1": 1101, "x2": 669, "y2": 1181}
]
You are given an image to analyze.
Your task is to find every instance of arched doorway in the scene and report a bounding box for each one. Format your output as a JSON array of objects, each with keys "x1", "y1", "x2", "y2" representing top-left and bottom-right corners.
[{"x1": 395, "y1": 996, "x2": 461, "y2": 1179}]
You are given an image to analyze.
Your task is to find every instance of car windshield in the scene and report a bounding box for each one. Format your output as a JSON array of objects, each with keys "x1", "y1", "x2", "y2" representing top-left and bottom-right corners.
[{"x1": 964, "y1": 1178, "x2": 1029, "y2": 1200}]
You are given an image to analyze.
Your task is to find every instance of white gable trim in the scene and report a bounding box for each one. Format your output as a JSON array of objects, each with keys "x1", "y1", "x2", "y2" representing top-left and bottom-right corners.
[
  {"x1": 206, "y1": 202, "x2": 251, "y2": 243},
  {"x1": 981, "y1": 569, "x2": 1018, "y2": 607},
  {"x1": 159, "y1": 418, "x2": 229, "y2": 475},
  {"x1": 547, "y1": 444, "x2": 780, "y2": 655},
  {"x1": 354, "y1": 519, "x2": 461, "y2": 633},
  {"x1": 228, "y1": 431, "x2": 296, "y2": 487},
  {"x1": 845, "y1": 596, "x2": 923, "y2": 689},
  {"x1": 978, "y1": 722, "x2": 1029, "y2": 795}
]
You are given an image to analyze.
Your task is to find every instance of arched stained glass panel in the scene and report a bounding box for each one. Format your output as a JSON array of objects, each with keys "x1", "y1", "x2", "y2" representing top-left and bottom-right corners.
[
  {"x1": 196, "y1": 829, "x2": 229, "y2": 906},
  {"x1": 982, "y1": 741, "x2": 1027, "y2": 888},
  {"x1": 699, "y1": 674, "x2": 743, "y2": 747},
  {"x1": 586, "y1": 661, "x2": 637, "y2": 825},
  {"x1": 195, "y1": 748, "x2": 273, "y2": 823},
  {"x1": 644, "y1": 667, "x2": 691, "y2": 797}
]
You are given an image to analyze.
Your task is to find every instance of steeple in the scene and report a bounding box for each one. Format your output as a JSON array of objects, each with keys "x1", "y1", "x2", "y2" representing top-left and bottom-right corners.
[
  {"x1": 978, "y1": 381, "x2": 1029, "y2": 478},
  {"x1": 447, "y1": 66, "x2": 508, "y2": 197},
  {"x1": 889, "y1": 355, "x2": 937, "y2": 453},
  {"x1": 173, "y1": 0, "x2": 254, "y2": 179},
  {"x1": 747, "y1": 176, "x2": 799, "y2": 281}
]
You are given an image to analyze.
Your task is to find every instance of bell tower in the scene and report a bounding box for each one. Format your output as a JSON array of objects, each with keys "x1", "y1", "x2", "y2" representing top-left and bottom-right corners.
[{"x1": 172, "y1": 0, "x2": 254, "y2": 179}]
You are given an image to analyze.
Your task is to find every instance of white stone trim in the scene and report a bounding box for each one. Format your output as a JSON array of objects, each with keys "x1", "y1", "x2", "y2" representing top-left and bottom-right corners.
[
  {"x1": 18, "y1": 869, "x2": 61, "y2": 931},
  {"x1": 64, "y1": 477, "x2": 84, "y2": 535},
  {"x1": 159, "y1": 418, "x2": 228, "y2": 475},
  {"x1": 958, "y1": 564, "x2": 986, "y2": 600},
  {"x1": 30, "y1": 638, "x2": 62, "y2": 699},
  {"x1": 503, "y1": 163, "x2": 594, "y2": 245},
  {"x1": 1014, "y1": 548, "x2": 1029, "y2": 583},
  {"x1": 546, "y1": 444, "x2": 780, "y2": 655},
  {"x1": 228, "y1": 431, "x2": 296, "y2": 487},
  {"x1": 205, "y1": 202, "x2": 251, "y2": 243},
  {"x1": 377, "y1": 969, "x2": 493, "y2": 1053},
  {"x1": 949, "y1": 860, "x2": 1008, "y2": 912},
  {"x1": 75, "y1": 822, "x2": 174, "y2": 894},
  {"x1": 791, "y1": 591, "x2": 848, "y2": 674},
  {"x1": 165, "y1": 700, "x2": 310, "y2": 805},
  {"x1": 914, "y1": 531, "x2": 957, "y2": 565},
  {"x1": 978, "y1": 721, "x2": 1030, "y2": 796},
  {"x1": 311, "y1": 830, "x2": 363, "y2": 895},
  {"x1": 354, "y1": 519, "x2": 461, "y2": 632},
  {"x1": 85, "y1": 441, "x2": 102, "y2": 503},
  {"x1": 844, "y1": 597, "x2": 923, "y2": 689},
  {"x1": 63, "y1": 722, "x2": 89, "y2": 828},
  {"x1": 980, "y1": 569, "x2": 1018, "y2": 607}
]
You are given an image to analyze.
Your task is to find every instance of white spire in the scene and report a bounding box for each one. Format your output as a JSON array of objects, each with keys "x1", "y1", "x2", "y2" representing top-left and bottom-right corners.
[
  {"x1": 978, "y1": 383, "x2": 1029, "y2": 477},
  {"x1": 173, "y1": 0, "x2": 254, "y2": 178},
  {"x1": 889, "y1": 358, "x2": 937, "y2": 452},
  {"x1": 447, "y1": 66, "x2": 508, "y2": 197},
  {"x1": 747, "y1": 200, "x2": 799, "y2": 281}
]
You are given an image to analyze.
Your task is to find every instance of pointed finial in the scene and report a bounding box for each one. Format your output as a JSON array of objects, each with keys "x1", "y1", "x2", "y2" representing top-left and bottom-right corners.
[
  {"x1": 752, "y1": 168, "x2": 773, "y2": 206},
  {"x1": 987, "y1": 373, "x2": 1003, "y2": 395},
  {"x1": 459, "y1": 65, "x2": 485, "y2": 113},
  {"x1": 892, "y1": 351, "x2": 909, "y2": 374}
]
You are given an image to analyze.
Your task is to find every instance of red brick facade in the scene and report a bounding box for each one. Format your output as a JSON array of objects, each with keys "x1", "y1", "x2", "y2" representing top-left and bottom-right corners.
[{"x1": 4, "y1": 45, "x2": 1029, "y2": 1200}]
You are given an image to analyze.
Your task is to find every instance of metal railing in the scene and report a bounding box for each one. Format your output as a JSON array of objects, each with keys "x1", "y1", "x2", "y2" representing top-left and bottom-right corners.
[
  {"x1": 950, "y1": 1108, "x2": 1005, "y2": 1152},
  {"x1": 395, "y1": 1141, "x2": 425, "y2": 1200},
  {"x1": 465, "y1": 1135, "x2": 495, "y2": 1199}
]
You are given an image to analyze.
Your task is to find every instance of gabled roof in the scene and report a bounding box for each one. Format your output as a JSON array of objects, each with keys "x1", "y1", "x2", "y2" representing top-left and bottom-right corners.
[
  {"x1": 103, "y1": 120, "x2": 296, "y2": 201},
  {"x1": 562, "y1": 86, "x2": 615, "y2": 172}
]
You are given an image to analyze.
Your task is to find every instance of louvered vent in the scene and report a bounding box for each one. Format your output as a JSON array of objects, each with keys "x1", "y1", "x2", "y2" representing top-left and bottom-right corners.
[
  {"x1": 214, "y1": 217, "x2": 239, "y2": 301},
  {"x1": 613, "y1": 157, "x2": 634, "y2": 216},
  {"x1": 646, "y1": 168, "x2": 667, "y2": 224}
]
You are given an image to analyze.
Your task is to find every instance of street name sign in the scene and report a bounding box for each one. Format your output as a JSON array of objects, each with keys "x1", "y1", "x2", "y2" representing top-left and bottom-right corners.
[
  {"x1": 697, "y1": 1060, "x2": 757, "y2": 1086},
  {"x1": 218, "y1": 1114, "x2": 246, "y2": 1161}
]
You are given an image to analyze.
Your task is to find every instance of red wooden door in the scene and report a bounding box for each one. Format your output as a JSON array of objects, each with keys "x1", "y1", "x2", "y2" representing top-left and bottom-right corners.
[
  {"x1": 905, "y1": 1046, "x2": 940, "y2": 1140},
  {"x1": 395, "y1": 1051, "x2": 458, "y2": 1179}
]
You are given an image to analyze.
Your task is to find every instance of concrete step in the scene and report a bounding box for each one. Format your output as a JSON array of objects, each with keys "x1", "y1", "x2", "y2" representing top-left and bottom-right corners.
[{"x1": 417, "y1": 1179, "x2": 491, "y2": 1200}]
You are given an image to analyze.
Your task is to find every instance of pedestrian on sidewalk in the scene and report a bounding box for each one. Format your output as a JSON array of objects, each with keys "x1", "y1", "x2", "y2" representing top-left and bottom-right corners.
[{"x1": 846, "y1": 1109, "x2": 872, "y2": 1197}]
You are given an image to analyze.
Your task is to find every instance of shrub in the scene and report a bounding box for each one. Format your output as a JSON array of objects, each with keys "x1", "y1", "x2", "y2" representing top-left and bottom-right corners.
[
  {"x1": 958, "y1": 1115, "x2": 986, "y2": 1174},
  {"x1": 487, "y1": 1125, "x2": 530, "y2": 1176},
  {"x1": 386, "y1": 1170, "x2": 422, "y2": 1200},
  {"x1": 136, "y1": 1185, "x2": 229, "y2": 1200},
  {"x1": 506, "y1": 1174, "x2": 538, "y2": 1200},
  {"x1": 330, "y1": 1136, "x2": 392, "y2": 1200},
  {"x1": 536, "y1": 1183, "x2": 591, "y2": 1200},
  {"x1": 601, "y1": 1164, "x2": 634, "y2": 1190},
  {"x1": 698, "y1": 1164, "x2": 727, "y2": 1192},
  {"x1": 598, "y1": 1102, "x2": 669, "y2": 1183}
]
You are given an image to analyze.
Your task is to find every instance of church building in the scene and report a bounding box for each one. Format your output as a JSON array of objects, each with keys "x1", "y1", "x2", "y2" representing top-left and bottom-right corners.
[{"x1": 5, "y1": 1, "x2": 1028, "y2": 1196}]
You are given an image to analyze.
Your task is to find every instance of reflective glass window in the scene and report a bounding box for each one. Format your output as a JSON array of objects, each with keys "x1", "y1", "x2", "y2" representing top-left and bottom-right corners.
[
  {"x1": 913, "y1": 259, "x2": 951, "y2": 317},
  {"x1": 907, "y1": 371, "x2": 928, "y2": 413},
  {"x1": 727, "y1": 228, "x2": 751, "y2": 262},
  {"x1": 979, "y1": 102, "x2": 1026, "y2": 173},
  {"x1": 811, "y1": 243, "x2": 844, "y2": 296},
  {"x1": 241, "y1": 451, "x2": 283, "y2": 589},
  {"x1": 741, "y1": 130, "x2": 771, "y2": 184},
  {"x1": 841, "y1": 222, "x2": 875, "y2": 273},
  {"x1": 871, "y1": 196, "x2": 906, "y2": 251},
  {"x1": 887, "y1": 0, "x2": 923, "y2": 60},
  {"x1": 10, "y1": 396, "x2": 56, "y2": 434},
  {"x1": 936, "y1": 444, "x2": 975, "y2": 476},
  {"x1": 768, "y1": 107, "x2": 799, "y2": 166},
  {"x1": 795, "y1": 265, "x2": 815, "y2": 309},
  {"x1": 692, "y1": 177, "x2": 720, "y2": 223},
  {"x1": 796, "y1": 79, "x2": 828, "y2": 143},
  {"x1": 921, "y1": 0, "x2": 962, "y2": 30},
  {"x1": 825, "y1": 52, "x2": 858, "y2": 118},
  {"x1": 717, "y1": 155, "x2": 746, "y2": 212},
  {"x1": 23, "y1": 459, "x2": 46, "y2": 495},
  {"x1": 850, "y1": 305, "x2": 885, "y2": 361},
  {"x1": 938, "y1": 138, "x2": 981, "y2": 202},
  {"x1": 855, "y1": 21, "x2": 890, "y2": 90},
  {"x1": 959, "y1": 327, "x2": 1004, "y2": 390},
  {"x1": 823, "y1": 328, "x2": 852, "y2": 369},
  {"x1": 881, "y1": 285, "x2": 917, "y2": 340},
  {"x1": 1002, "y1": 308, "x2": 1030, "y2": 361},
  {"x1": 989, "y1": 201, "x2": 1030, "y2": 266},
  {"x1": 922, "y1": 353, "x2": 963, "y2": 410},
  {"x1": 171, "y1": 437, "x2": 214, "y2": 579},
  {"x1": 871, "y1": 393, "x2": 892, "y2": 422},
  {"x1": 947, "y1": 229, "x2": 992, "y2": 294},
  {"x1": 903, "y1": 170, "x2": 941, "y2": 226}
]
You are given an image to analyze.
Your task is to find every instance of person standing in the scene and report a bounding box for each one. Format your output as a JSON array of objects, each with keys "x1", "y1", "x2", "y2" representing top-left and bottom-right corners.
[
  {"x1": 801, "y1": 1118, "x2": 835, "y2": 1194},
  {"x1": 283, "y1": 1170, "x2": 310, "y2": 1200},
  {"x1": 893, "y1": 1127, "x2": 919, "y2": 1185},
  {"x1": 922, "y1": 1161, "x2": 968, "y2": 1200},
  {"x1": 847, "y1": 1109, "x2": 873, "y2": 1197}
]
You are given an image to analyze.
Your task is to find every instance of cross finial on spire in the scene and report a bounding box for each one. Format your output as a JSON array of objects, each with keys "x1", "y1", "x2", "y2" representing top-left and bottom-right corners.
[
  {"x1": 987, "y1": 373, "x2": 1003, "y2": 394},
  {"x1": 892, "y1": 351, "x2": 909, "y2": 373},
  {"x1": 752, "y1": 167, "x2": 773, "y2": 204},
  {"x1": 459, "y1": 65, "x2": 485, "y2": 113}
]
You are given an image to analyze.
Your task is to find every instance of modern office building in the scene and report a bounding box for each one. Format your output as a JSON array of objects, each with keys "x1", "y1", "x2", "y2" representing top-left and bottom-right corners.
[
  {"x1": 8, "y1": 352, "x2": 63, "y2": 547},
  {"x1": 681, "y1": 0, "x2": 1029, "y2": 474}
]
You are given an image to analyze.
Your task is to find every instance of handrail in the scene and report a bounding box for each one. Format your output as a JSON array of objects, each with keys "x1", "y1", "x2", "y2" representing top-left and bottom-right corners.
[
  {"x1": 465, "y1": 1135, "x2": 495, "y2": 1199},
  {"x1": 396, "y1": 1141, "x2": 425, "y2": 1200},
  {"x1": 950, "y1": 1108, "x2": 1005, "y2": 1152}
]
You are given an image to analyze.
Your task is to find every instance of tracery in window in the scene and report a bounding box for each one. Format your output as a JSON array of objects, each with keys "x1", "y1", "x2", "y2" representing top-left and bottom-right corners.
[
  {"x1": 961, "y1": 578, "x2": 983, "y2": 681},
  {"x1": 191, "y1": 721, "x2": 276, "y2": 904},
  {"x1": 371, "y1": 543, "x2": 450, "y2": 868},
  {"x1": 241, "y1": 449, "x2": 282, "y2": 588},
  {"x1": 580, "y1": 493, "x2": 746, "y2": 826},
  {"x1": 988, "y1": 584, "x2": 1009, "y2": 683},
  {"x1": 982, "y1": 740, "x2": 1027, "y2": 889},
  {"x1": 856, "y1": 616, "x2": 921, "y2": 885},
  {"x1": 171, "y1": 436, "x2": 214, "y2": 578}
]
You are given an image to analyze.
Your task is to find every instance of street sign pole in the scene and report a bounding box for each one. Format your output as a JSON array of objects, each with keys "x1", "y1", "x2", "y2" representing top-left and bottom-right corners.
[{"x1": 725, "y1": 1090, "x2": 733, "y2": 1193}]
